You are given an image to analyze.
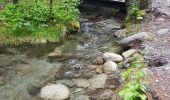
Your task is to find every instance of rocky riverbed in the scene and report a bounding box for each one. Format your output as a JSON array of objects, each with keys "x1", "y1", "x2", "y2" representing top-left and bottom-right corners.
[
  {"x1": 2, "y1": 2, "x2": 168, "y2": 100},
  {"x1": 0, "y1": 6, "x2": 129, "y2": 100},
  {"x1": 0, "y1": 5, "x2": 133, "y2": 100}
]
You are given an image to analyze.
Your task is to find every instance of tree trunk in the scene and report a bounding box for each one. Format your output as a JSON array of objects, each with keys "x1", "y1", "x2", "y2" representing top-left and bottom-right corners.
[
  {"x1": 13, "y1": 0, "x2": 18, "y2": 4},
  {"x1": 49, "y1": 0, "x2": 53, "y2": 16}
]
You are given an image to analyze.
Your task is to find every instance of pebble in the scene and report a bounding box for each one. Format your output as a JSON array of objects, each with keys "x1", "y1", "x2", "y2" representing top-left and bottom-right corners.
[
  {"x1": 103, "y1": 52, "x2": 123, "y2": 62},
  {"x1": 104, "y1": 61, "x2": 118, "y2": 74}
]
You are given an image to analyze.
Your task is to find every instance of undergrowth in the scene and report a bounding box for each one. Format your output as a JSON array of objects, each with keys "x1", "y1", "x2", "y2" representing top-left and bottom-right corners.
[
  {"x1": 125, "y1": 0, "x2": 147, "y2": 34},
  {"x1": 0, "y1": 0, "x2": 80, "y2": 45},
  {"x1": 119, "y1": 53, "x2": 148, "y2": 100}
]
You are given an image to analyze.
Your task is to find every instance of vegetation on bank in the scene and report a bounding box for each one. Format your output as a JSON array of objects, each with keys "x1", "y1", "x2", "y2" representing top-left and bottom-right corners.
[
  {"x1": 119, "y1": 53, "x2": 148, "y2": 100},
  {"x1": 125, "y1": 0, "x2": 147, "y2": 34},
  {"x1": 0, "y1": 0, "x2": 80, "y2": 45}
]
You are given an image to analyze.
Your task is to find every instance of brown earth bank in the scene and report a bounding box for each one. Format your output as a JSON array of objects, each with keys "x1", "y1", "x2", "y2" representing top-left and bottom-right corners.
[{"x1": 141, "y1": 0, "x2": 170, "y2": 99}]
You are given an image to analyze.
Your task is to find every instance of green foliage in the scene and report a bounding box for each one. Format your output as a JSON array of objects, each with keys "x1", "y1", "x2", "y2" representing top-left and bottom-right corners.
[
  {"x1": 126, "y1": 0, "x2": 146, "y2": 24},
  {"x1": 0, "y1": 0, "x2": 4, "y2": 4},
  {"x1": 0, "y1": 0, "x2": 80, "y2": 44},
  {"x1": 119, "y1": 82, "x2": 147, "y2": 100},
  {"x1": 119, "y1": 54, "x2": 148, "y2": 100},
  {"x1": 126, "y1": 7, "x2": 145, "y2": 23}
]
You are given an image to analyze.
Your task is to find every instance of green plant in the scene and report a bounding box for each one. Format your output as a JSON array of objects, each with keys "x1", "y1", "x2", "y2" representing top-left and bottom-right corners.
[
  {"x1": 0, "y1": 0, "x2": 4, "y2": 4},
  {"x1": 126, "y1": 7, "x2": 145, "y2": 23},
  {"x1": 119, "y1": 81, "x2": 147, "y2": 100},
  {"x1": 0, "y1": 0, "x2": 80, "y2": 44},
  {"x1": 119, "y1": 54, "x2": 148, "y2": 100},
  {"x1": 126, "y1": 0, "x2": 146, "y2": 24}
]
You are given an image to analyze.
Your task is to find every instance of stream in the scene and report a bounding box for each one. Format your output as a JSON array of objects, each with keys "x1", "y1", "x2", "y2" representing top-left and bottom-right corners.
[{"x1": 0, "y1": 6, "x2": 126, "y2": 100}]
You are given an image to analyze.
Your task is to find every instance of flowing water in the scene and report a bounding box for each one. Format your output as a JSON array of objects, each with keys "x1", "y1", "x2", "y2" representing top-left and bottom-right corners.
[{"x1": 0, "y1": 7, "x2": 125, "y2": 100}]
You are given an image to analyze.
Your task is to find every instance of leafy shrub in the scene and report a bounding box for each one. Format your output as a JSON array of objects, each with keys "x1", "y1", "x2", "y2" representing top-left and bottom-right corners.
[
  {"x1": 126, "y1": 0, "x2": 146, "y2": 24},
  {"x1": 119, "y1": 82, "x2": 147, "y2": 100},
  {"x1": 0, "y1": 0, "x2": 3, "y2": 4},
  {"x1": 126, "y1": 7, "x2": 145, "y2": 23},
  {"x1": 119, "y1": 54, "x2": 148, "y2": 100},
  {"x1": 0, "y1": 0, "x2": 80, "y2": 44}
]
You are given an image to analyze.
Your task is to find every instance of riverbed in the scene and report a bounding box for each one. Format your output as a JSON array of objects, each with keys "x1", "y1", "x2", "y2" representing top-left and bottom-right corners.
[{"x1": 0, "y1": 6, "x2": 126, "y2": 100}]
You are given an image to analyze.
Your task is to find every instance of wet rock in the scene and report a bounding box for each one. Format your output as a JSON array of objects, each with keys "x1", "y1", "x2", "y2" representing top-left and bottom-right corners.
[
  {"x1": 70, "y1": 88, "x2": 87, "y2": 100},
  {"x1": 88, "y1": 89, "x2": 114, "y2": 100},
  {"x1": 0, "y1": 77, "x2": 5, "y2": 86},
  {"x1": 48, "y1": 48, "x2": 62, "y2": 57},
  {"x1": 74, "y1": 95, "x2": 90, "y2": 100},
  {"x1": 100, "y1": 47, "x2": 109, "y2": 52},
  {"x1": 15, "y1": 64, "x2": 32, "y2": 76},
  {"x1": 96, "y1": 65, "x2": 104, "y2": 74},
  {"x1": 40, "y1": 84, "x2": 70, "y2": 100},
  {"x1": 86, "y1": 65, "x2": 97, "y2": 69},
  {"x1": 120, "y1": 32, "x2": 149, "y2": 45},
  {"x1": 76, "y1": 45, "x2": 85, "y2": 51},
  {"x1": 95, "y1": 19, "x2": 122, "y2": 33},
  {"x1": 55, "y1": 79, "x2": 75, "y2": 87},
  {"x1": 104, "y1": 61, "x2": 118, "y2": 74},
  {"x1": 114, "y1": 29, "x2": 126, "y2": 38},
  {"x1": 73, "y1": 88, "x2": 84, "y2": 94},
  {"x1": 89, "y1": 73, "x2": 109, "y2": 89},
  {"x1": 0, "y1": 68, "x2": 5, "y2": 74},
  {"x1": 103, "y1": 52, "x2": 123, "y2": 62},
  {"x1": 122, "y1": 49, "x2": 137, "y2": 59},
  {"x1": 92, "y1": 56, "x2": 104, "y2": 65},
  {"x1": 73, "y1": 78, "x2": 90, "y2": 88},
  {"x1": 106, "y1": 78, "x2": 120, "y2": 89}
]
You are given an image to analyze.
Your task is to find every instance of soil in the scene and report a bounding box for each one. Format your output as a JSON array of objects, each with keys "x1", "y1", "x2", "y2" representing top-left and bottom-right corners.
[{"x1": 140, "y1": 0, "x2": 170, "y2": 99}]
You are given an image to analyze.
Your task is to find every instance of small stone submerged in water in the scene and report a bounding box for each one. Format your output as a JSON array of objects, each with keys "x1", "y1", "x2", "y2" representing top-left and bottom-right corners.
[
  {"x1": 39, "y1": 84, "x2": 70, "y2": 100},
  {"x1": 48, "y1": 48, "x2": 63, "y2": 58}
]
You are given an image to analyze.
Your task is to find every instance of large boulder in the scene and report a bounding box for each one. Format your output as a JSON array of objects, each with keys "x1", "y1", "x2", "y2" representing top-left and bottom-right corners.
[
  {"x1": 40, "y1": 84, "x2": 70, "y2": 100},
  {"x1": 120, "y1": 32, "x2": 149, "y2": 45}
]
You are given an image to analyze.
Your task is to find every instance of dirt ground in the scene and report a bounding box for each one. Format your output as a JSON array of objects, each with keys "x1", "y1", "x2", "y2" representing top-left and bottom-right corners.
[{"x1": 141, "y1": 0, "x2": 170, "y2": 99}]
